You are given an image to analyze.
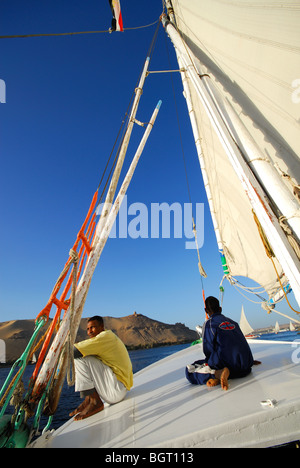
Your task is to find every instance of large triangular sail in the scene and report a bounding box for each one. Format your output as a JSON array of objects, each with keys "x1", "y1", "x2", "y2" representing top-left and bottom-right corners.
[{"x1": 163, "y1": 0, "x2": 300, "y2": 309}]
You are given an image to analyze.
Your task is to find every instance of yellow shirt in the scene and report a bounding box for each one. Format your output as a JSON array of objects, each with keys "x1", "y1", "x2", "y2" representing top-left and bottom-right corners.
[{"x1": 75, "y1": 330, "x2": 133, "y2": 391}]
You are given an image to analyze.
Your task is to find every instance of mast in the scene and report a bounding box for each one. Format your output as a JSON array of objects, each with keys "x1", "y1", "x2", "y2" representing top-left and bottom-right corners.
[
  {"x1": 162, "y1": 8, "x2": 300, "y2": 307},
  {"x1": 69, "y1": 57, "x2": 151, "y2": 335}
]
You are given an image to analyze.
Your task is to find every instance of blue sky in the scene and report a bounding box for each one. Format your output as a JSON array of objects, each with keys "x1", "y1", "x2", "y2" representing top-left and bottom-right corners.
[{"x1": 0, "y1": 0, "x2": 299, "y2": 331}]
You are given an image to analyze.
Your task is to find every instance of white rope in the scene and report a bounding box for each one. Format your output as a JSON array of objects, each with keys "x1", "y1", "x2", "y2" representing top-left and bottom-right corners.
[
  {"x1": 193, "y1": 218, "x2": 207, "y2": 278},
  {"x1": 267, "y1": 308, "x2": 300, "y2": 325},
  {"x1": 67, "y1": 249, "x2": 79, "y2": 387}
]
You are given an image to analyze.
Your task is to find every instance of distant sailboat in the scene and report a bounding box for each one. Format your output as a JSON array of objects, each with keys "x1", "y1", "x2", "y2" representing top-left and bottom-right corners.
[
  {"x1": 239, "y1": 306, "x2": 257, "y2": 338},
  {"x1": 290, "y1": 321, "x2": 296, "y2": 332},
  {"x1": 274, "y1": 321, "x2": 280, "y2": 334}
]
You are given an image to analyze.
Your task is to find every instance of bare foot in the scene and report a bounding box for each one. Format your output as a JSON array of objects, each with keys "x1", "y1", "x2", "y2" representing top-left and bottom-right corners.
[
  {"x1": 69, "y1": 397, "x2": 90, "y2": 417},
  {"x1": 206, "y1": 378, "x2": 220, "y2": 388},
  {"x1": 73, "y1": 391, "x2": 104, "y2": 421},
  {"x1": 253, "y1": 360, "x2": 262, "y2": 366},
  {"x1": 220, "y1": 368, "x2": 230, "y2": 391}
]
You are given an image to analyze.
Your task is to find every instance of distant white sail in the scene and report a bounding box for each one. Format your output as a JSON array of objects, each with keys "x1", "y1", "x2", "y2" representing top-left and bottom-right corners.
[
  {"x1": 169, "y1": 0, "x2": 300, "y2": 306},
  {"x1": 290, "y1": 321, "x2": 296, "y2": 332},
  {"x1": 0, "y1": 339, "x2": 5, "y2": 364},
  {"x1": 239, "y1": 306, "x2": 254, "y2": 337},
  {"x1": 274, "y1": 321, "x2": 280, "y2": 334}
]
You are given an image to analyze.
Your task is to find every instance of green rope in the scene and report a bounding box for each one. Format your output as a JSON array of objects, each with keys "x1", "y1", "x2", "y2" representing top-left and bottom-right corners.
[{"x1": 0, "y1": 317, "x2": 46, "y2": 419}]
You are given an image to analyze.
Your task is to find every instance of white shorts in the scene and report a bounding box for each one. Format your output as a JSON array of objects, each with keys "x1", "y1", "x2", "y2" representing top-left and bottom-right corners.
[{"x1": 74, "y1": 355, "x2": 127, "y2": 405}]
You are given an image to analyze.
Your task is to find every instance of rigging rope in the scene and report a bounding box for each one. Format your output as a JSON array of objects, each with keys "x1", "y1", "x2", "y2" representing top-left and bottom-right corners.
[
  {"x1": 0, "y1": 20, "x2": 159, "y2": 39},
  {"x1": 95, "y1": 18, "x2": 161, "y2": 214},
  {"x1": 252, "y1": 210, "x2": 300, "y2": 315}
]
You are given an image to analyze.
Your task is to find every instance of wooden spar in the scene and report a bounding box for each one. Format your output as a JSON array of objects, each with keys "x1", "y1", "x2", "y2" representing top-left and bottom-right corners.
[
  {"x1": 31, "y1": 100, "x2": 162, "y2": 400},
  {"x1": 31, "y1": 58, "x2": 151, "y2": 400},
  {"x1": 162, "y1": 15, "x2": 300, "y2": 307},
  {"x1": 66, "y1": 56, "x2": 151, "y2": 358},
  {"x1": 70, "y1": 99, "x2": 162, "y2": 336},
  {"x1": 98, "y1": 57, "x2": 150, "y2": 235}
]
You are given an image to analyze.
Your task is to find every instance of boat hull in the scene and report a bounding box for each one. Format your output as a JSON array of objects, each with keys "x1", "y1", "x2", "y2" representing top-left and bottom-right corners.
[{"x1": 31, "y1": 340, "x2": 300, "y2": 448}]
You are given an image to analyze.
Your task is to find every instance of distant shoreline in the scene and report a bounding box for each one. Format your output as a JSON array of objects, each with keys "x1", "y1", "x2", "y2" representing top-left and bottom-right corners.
[
  {"x1": 0, "y1": 313, "x2": 199, "y2": 364},
  {"x1": 0, "y1": 339, "x2": 195, "y2": 368}
]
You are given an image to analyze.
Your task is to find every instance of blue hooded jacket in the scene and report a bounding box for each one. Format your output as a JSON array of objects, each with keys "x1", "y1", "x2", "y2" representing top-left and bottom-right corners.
[{"x1": 202, "y1": 313, "x2": 254, "y2": 377}]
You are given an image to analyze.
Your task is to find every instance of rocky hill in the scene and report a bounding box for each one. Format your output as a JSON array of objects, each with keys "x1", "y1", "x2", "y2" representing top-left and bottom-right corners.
[{"x1": 0, "y1": 313, "x2": 198, "y2": 364}]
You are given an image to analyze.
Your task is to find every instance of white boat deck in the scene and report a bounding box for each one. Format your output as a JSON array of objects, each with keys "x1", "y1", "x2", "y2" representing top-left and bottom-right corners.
[{"x1": 31, "y1": 340, "x2": 300, "y2": 448}]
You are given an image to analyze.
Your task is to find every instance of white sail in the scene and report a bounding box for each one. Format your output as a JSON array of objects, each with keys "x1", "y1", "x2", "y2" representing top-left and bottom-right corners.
[
  {"x1": 274, "y1": 321, "x2": 280, "y2": 334},
  {"x1": 167, "y1": 0, "x2": 300, "y2": 306},
  {"x1": 239, "y1": 306, "x2": 254, "y2": 337},
  {"x1": 290, "y1": 321, "x2": 296, "y2": 332}
]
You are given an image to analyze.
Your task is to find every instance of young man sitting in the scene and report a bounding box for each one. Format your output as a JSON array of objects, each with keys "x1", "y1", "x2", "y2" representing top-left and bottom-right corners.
[
  {"x1": 186, "y1": 297, "x2": 258, "y2": 390},
  {"x1": 70, "y1": 316, "x2": 133, "y2": 421}
]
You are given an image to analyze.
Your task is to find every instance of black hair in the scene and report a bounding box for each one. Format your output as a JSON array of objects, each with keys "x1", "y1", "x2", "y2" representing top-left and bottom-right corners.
[
  {"x1": 88, "y1": 316, "x2": 104, "y2": 327},
  {"x1": 205, "y1": 296, "x2": 221, "y2": 315}
]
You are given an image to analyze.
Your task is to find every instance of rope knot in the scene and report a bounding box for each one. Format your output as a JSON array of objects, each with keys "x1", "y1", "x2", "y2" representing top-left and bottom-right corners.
[{"x1": 69, "y1": 249, "x2": 79, "y2": 264}]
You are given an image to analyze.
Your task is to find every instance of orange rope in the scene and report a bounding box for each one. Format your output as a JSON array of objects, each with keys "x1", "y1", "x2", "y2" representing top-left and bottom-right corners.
[
  {"x1": 32, "y1": 190, "x2": 98, "y2": 380},
  {"x1": 202, "y1": 289, "x2": 208, "y2": 320}
]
